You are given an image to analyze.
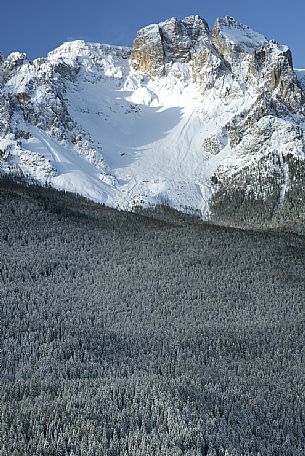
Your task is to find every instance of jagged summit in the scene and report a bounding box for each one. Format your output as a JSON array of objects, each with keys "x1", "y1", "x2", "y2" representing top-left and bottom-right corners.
[
  {"x1": 131, "y1": 15, "x2": 211, "y2": 77},
  {"x1": 130, "y1": 14, "x2": 298, "y2": 97},
  {"x1": 0, "y1": 15, "x2": 305, "y2": 232},
  {"x1": 213, "y1": 16, "x2": 268, "y2": 52}
]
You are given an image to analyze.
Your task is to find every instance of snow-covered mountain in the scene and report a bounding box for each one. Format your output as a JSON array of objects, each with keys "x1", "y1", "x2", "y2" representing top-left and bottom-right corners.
[{"x1": 1, "y1": 15, "x2": 305, "y2": 231}]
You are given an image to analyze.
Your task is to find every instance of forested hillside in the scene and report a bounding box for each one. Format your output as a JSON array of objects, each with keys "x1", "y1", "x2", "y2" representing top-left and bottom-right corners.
[{"x1": 1, "y1": 179, "x2": 305, "y2": 455}]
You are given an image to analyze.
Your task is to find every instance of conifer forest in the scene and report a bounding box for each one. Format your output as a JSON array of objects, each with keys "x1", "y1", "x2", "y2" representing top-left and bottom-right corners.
[{"x1": 1, "y1": 179, "x2": 305, "y2": 456}]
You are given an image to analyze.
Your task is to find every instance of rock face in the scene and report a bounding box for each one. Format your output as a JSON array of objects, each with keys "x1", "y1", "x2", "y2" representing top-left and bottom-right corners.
[
  {"x1": 131, "y1": 16, "x2": 212, "y2": 77},
  {"x1": 1, "y1": 15, "x2": 305, "y2": 232},
  {"x1": 131, "y1": 24, "x2": 165, "y2": 77}
]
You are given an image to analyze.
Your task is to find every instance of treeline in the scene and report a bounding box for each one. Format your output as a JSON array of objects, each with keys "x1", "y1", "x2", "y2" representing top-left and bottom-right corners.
[{"x1": 1, "y1": 179, "x2": 305, "y2": 455}]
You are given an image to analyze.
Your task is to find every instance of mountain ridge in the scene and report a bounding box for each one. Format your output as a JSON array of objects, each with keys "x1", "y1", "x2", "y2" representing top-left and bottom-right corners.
[{"x1": 1, "y1": 15, "x2": 305, "y2": 231}]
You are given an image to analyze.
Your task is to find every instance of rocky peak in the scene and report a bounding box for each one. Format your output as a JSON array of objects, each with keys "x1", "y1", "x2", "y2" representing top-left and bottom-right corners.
[
  {"x1": 130, "y1": 24, "x2": 164, "y2": 77},
  {"x1": 131, "y1": 15, "x2": 210, "y2": 77},
  {"x1": 180, "y1": 15, "x2": 210, "y2": 41},
  {"x1": 130, "y1": 14, "x2": 298, "y2": 95},
  {"x1": 212, "y1": 16, "x2": 267, "y2": 54},
  {"x1": 160, "y1": 15, "x2": 209, "y2": 62},
  {"x1": 1, "y1": 15, "x2": 305, "y2": 233},
  {"x1": 211, "y1": 16, "x2": 270, "y2": 79},
  {"x1": 48, "y1": 40, "x2": 129, "y2": 68},
  {"x1": 131, "y1": 15, "x2": 299, "y2": 92},
  {"x1": 3, "y1": 52, "x2": 27, "y2": 78},
  {"x1": 5, "y1": 51, "x2": 27, "y2": 67}
]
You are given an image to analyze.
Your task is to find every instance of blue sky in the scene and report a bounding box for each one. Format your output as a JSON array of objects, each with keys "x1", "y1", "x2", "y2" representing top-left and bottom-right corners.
[{"x1": 1, "y1": 0, "x2": 304, "y2": 67}]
